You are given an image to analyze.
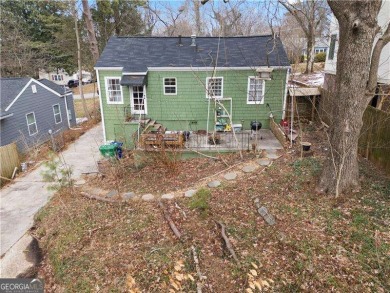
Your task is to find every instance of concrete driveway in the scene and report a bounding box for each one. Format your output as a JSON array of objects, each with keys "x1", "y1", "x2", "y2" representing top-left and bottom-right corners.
[{"x1": 0, "y1": 123, "x2": 103, "y2": 276}]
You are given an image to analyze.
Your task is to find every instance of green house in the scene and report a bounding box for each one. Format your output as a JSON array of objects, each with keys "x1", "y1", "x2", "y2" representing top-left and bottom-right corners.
[{"x1": 95, "y1": 35, "x2": 290, "y2": 148}]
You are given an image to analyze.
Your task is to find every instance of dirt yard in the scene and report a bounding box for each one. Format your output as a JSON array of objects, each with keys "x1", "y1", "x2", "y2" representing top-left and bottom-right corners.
[{"x1": 34, "y1": 126, "x2": 390, "y2": 292}]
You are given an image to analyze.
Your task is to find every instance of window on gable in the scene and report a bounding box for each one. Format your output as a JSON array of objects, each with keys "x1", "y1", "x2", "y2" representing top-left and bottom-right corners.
[
  {"x1": 164, "y1": 78, "x2": 177, "y2": 95},
  {"x1": 105, "y1": 77, "x2": 122, "y2": 104},
  {"x1": 206, "y1": 77, "x2": 223, "y2": 99},
  {"x1": 26, "y1": 112, "x2": 38, "y2": 136},
  {"x1": 247, "y1": 77, "x2": 265, "y2": 104},
  {"x1": 53, "y1": 104, "x2": 62, "y2": 124},
  {"x1": 328, "y1": 34, "x2": 337, "y2": 60}
]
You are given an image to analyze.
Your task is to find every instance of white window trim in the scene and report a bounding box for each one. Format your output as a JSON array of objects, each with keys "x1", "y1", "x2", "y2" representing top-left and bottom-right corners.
[
  {"x1": 53, "y1": 104, "x2": 62, "y2": 124},
  {"x1": 163, "y1": 77, "x2": 177, "y2": 95},
  {"x1": 26, "y1": 112, "x2": 38, "y2": 136},
  {"x1": 131, "y1": 85, "x2": 148, "y2": 115},
  {"x1": 206, "y1": 77, "x2": 223, "y2": 99},
  {"x1": 247, "y1": 76, "x2": 265, "y2": 105},
  {"x1": 105, "y1": 76, "x2": 123, "y2": 104}
]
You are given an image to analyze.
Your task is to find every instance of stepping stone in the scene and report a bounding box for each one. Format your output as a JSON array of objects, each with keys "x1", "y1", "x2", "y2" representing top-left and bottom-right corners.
[
  {"x1": 161, "y1": 193, "x2": 175, "y2": 200},
  {"x1": 74, "y1": 179, "x2": 86, "y2": 186},
  {"x1": 242, "y1": 165, "x2": 257, "y2": 173},
  {"x1": 258, "y1": 158, "x2": 271, "y2": 166},
  {"x1": 207, "y1": 180, "x2": 221, "y2": 188},
  {"x1": 184, "y1": 189, "x2": 197, "y2": 198},
  {"x1": 266, "y1": 153, "x2": 279, "y2": 159},
  {"x1": 266, "y1": 149, "x2": 277, "y2": 155},
  {"x1": 224, "y1": 172, "x2": 237, "y2": 181},
  {"x1": 122, "y1": 192, "x2": 136, "y2": 200},
  {"x1": 106, "y1": 190, "x2": 118, "y2": 198},
  {"x1": 258, "y1": 206, "x2": 276, "y2": 226},
  {"x1": 142, "y1": 194, "x2": 154, "y2": 201}
]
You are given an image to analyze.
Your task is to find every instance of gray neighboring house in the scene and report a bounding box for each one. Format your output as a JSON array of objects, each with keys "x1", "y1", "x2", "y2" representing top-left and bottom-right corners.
[{"x1": 0, "y1": 77, "x2": 76, "y2": 152}]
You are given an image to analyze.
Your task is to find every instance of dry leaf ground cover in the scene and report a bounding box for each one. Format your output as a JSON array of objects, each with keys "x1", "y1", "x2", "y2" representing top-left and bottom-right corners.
[{"x1": 34, "y1": 138, "x2": 389, "y2": 292}]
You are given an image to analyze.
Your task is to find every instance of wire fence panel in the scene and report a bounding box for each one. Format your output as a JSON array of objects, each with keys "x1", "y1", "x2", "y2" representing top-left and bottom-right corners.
[{"x1": 185, "y1": 132, "x2": 251, "y2": 151}]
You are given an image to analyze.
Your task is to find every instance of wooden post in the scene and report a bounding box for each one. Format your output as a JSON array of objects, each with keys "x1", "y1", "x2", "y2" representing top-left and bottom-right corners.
[{"x1": 311, "y1": 95, "x2": 317, "y2": 122}]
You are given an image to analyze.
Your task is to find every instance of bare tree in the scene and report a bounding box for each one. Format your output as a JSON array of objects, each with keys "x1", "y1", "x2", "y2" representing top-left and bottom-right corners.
[
  {"x1": 278, "y1": 0, "x2": 329, "y2": 74},
  {"x1": 318, "y1": 0, "x2": 390, "y2": 196},
  {"x1": 73, "y1": 1, "x2": 90, "y2": 120},
  {"x1": 82, "y1": 0, "x2": 99, "y2": 64},
  {"x1": 146, "y1": 2, "x2": 186, "y2": 36}
]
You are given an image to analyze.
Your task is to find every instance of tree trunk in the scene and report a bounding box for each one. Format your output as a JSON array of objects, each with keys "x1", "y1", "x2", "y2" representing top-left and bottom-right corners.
[
  {"x1": 193, "y1": 0, "x2": 202, "y2": 35},
  {"x1": 81, "y1": 0, "x2": 99, "y2": 64},
  {"x1": 73, "y1": 2, "x2": 91, "y2": 120},
  {"x1": 305, "y1": 35, "x2": 314, "y2": 74},
  {"x1": 318, "y1": 1, "x2": 382, "y2": 196}
]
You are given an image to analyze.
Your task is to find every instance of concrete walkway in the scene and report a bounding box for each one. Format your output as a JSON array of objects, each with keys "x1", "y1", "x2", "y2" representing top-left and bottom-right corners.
[{"x1": 0, "y1": 123, "x2": 103, "y2": 277}]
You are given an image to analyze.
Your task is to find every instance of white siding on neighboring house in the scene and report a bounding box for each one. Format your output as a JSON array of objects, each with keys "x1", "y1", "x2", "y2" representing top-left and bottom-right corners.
[{"x1": 324, "y1": 1, "x2": 390, "y2": 84}]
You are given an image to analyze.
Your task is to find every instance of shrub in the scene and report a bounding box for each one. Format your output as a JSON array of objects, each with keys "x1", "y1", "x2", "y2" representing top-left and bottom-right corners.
[
  {"x1": 314, "y1": 52, "x2": 326, "y2": 62},
  {"x1": 188, "y1": 188, "x2": 211, "y2": 216}
]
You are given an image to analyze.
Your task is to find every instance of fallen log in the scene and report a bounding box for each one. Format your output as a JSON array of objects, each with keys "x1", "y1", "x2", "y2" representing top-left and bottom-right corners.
[
  {"x1": 191, "y1": 245, "x2": 204, "y2": 293},
  {"x1": 216, "y1": 221, "x2": 240, "y2": 266},
  {"x1": 80, "y1": 191, "x2": 121, "y2": 203},
  {"x1": 158, "y1": 200, "x2": 182, "y2": 240}
]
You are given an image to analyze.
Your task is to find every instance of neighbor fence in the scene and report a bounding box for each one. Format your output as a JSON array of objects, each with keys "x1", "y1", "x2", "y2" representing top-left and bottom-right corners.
[
  {"x1": 0, "y1": 142, "x2": 20, "y2": 183},
  {"x1": 358, "y1": 106, "x2": 390, "y2": 174}
]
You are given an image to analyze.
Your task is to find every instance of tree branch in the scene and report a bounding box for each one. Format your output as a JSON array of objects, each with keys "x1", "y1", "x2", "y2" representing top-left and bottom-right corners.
[{"x1": 367, "y1": 22, "x2": 390, "y2": 93}]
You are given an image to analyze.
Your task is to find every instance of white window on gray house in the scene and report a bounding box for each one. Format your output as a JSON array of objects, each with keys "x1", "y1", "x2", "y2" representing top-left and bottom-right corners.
[
  {"x1": 328, "y1": 34, "x2": 337, "y2": 60},
  {"x1": 206, "y1": 77, "x2": 223, "y2": 99},
  {"x1": 53, "y1": 104, "x2": 62, "y2": 124},
  {"x1": 105, "y1": 77, "x2": 122, "y2": 104},
  {"x1": 164, "y1": 78, "x2": 177, "y2": 95},
  {"x1": 26, "y1": 112, "x2": 38, "y2": 136},
  {"x1": 247, "y1": 77, "x2": 265, "y2": 104}
]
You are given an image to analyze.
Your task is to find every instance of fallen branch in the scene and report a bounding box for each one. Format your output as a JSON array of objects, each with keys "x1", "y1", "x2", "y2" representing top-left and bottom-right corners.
[
  {"x1": 158, "y1": 200, "x2": 182, "y2": 240},
  {"x1": 80, "y1": 191, "x2": 121, "y2": 203},
  {"x1": 0, "y1": 175, "x2": 12, "y2": 181},
  {"x1": 216, "y1": 221, "x2": 240, "y2": 266},
  {"x1": 191, "y1": 245, "x2": 204, "y2": 293},
  {"x1": 198, "y1": 160, "x2": 246, "y2": 183},
  {"x1": 174, "y1": 202, "x2": 187, "y2": 219}
]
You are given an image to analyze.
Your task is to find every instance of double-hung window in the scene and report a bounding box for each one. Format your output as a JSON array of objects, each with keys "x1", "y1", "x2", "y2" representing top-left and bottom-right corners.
[
  {"x1": 206, "y1": 77, "x2": 223, "y2": 99},
  {"x1": 53, "y1": 104, "x2": 62, "y2": 124},
  {"x1": 105, "y1": 77, "x2": 123, "y2": 104},
  {"x1": 26, "y1": 112, "x2": 38, "y2": 136},
  {"x1": 247, "y1": 77, "x2": 265, "y2": 104},
  {"x1": 164, "y1": 78, "x2": 177, "y2": 95}
]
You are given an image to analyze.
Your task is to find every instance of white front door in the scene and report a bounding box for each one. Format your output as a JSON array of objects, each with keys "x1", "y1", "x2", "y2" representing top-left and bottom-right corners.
[{"x1": 131, "y1": 85, "x2": 147, "y2": 115}]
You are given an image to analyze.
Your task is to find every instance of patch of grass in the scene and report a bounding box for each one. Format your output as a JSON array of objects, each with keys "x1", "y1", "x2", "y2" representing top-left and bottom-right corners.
[
  {"x1": 73, "y1": 98, "x2": 100, "y2": 118},
  {"x1": 188, "y1": 188, "x2": 211, "y2": 216},
  {"x1": 291, "y1": 157, "x2": 321, "y2": 177}
]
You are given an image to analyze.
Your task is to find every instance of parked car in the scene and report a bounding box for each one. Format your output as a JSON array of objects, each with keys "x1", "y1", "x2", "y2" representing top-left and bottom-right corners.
[{"x1": 68, "y1": 79, "x2": 79, "y2": 88}]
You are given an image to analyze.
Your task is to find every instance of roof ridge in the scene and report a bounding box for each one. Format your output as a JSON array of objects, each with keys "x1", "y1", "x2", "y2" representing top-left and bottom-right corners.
[{"x1": 115, "y1": 34, "x2": 274, "y2": 39}]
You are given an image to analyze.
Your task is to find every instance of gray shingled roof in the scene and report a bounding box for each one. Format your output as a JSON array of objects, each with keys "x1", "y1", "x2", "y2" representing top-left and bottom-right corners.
[
  {"x1": 95, "y1": 35, "x2": 290, "y2": 72},
  {"x1": 0, "y1": 77, "x2": 31, "y2": 113},
  {"x1": 0, "y1": 78, "x2": 69, "y2": 116},
  {"x1": 38, "y1": 78, "x2": 70, "y2": 95}
]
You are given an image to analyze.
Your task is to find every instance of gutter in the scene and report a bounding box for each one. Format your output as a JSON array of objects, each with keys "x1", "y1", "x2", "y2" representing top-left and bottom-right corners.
[{"x1": 282, "y1": 68, "x2": 290, "y2": 120}]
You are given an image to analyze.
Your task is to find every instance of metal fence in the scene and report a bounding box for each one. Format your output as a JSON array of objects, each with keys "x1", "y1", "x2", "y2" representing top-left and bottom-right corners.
[{"x1": 185, "y1": 132, "x2": 251, "y2": 151}]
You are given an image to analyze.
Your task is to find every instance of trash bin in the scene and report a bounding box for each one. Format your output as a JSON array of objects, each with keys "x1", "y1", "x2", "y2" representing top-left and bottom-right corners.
[
  {"x1": 110, "y1": 141, "x2": 123, "y2": 159},
  {"x1": 99, "y1": 144, "x2": 117, "y2": 158}
]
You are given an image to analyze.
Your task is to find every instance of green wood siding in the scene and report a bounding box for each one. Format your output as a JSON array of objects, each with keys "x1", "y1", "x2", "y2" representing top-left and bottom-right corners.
[{"x1": 98, "y1": 69, "x2": 287, "y2": 147}]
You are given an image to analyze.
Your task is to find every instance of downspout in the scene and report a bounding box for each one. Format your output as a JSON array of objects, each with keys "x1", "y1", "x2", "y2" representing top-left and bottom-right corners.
[
  {"x1": 282, "y1": 68, "x2": 290, "y2": 120},
  {"x1": 64, "y1": 93, "x2": 81, "y2": 130},
  {"x1": 96, "y1": 69, "x2": 107, "y2": 142}
]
